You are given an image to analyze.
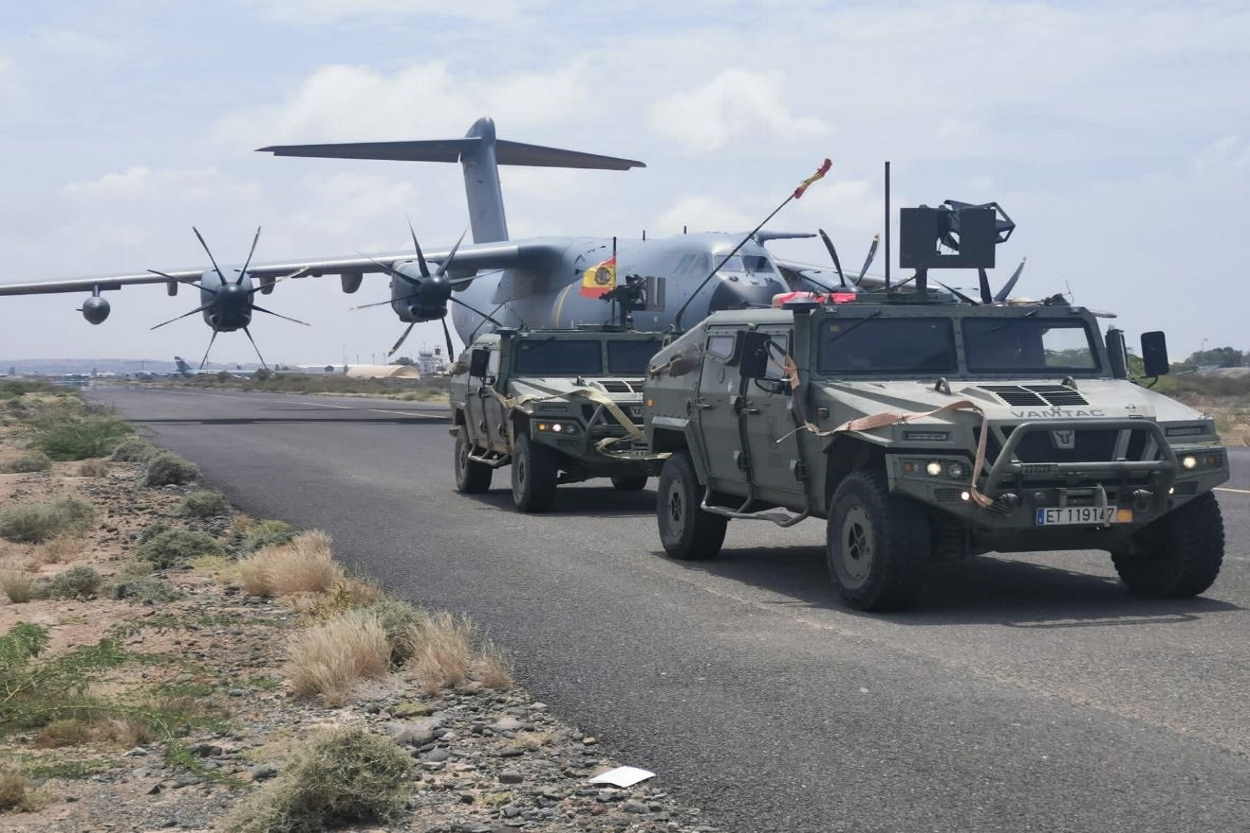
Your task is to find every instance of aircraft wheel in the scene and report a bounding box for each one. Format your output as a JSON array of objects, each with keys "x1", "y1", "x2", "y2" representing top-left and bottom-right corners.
[
  {"x1": 611, "y1": 474, "x2": 648, "y2": 491},
  {"x1": 454, "y1": 428, "x2": 492, "y2": 494},
  {"x1": 826, "y1": 471, "x2": 928, "y2": 611},
  {"x1": 511, "y1": 433, "x2": 558, "y2": 513},
  {"x1": 656, "y1": 452, "x2": 726, "y2": 561},
  {"x1": 1113, "y1": 492, "x2": 1224, "y2": 598}
]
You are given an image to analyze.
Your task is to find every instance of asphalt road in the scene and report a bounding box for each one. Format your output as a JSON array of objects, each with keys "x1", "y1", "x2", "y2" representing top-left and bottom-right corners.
[{"x1": 95, "y1": 386, "x2": 1250, "y2": 833}]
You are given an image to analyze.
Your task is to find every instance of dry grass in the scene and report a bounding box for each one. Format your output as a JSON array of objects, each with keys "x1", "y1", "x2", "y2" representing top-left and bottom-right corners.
[
  {"x1": 0, "y1": 568, "x2": 35, "y2": 604},
  {"x1": 474, "y1": 638, "x2": 514, "y2": 690},
  {"x1": 76, "y1": 458, "x2": 110, "y2": 477},
  {"x1": 239, "y1": 531, "x2": 343, "y2": 598},
  {"x1": 31, "y1": 535, "x2": 84, "y2": 566},
  {"x1": 0, "y1": 768, "x2": 36, "y2": 813},
  {"x1": 514, "y1": 730, "x2": 552, "y2": 750},
  {"x1": 289, "y1": 577, "x2": 383, "y2": 620},
  {"x1": 409, "y1": 611, "x2": 475, "y2": 695},
  {"x1": 35, "y1": 718, "x2": 93, "y2": 748},
  {"x1": 284, "y1": 609, "x2": 391, "y2": 705}
]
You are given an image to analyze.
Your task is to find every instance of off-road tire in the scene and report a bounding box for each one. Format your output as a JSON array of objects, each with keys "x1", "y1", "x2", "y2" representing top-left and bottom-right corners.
[
  {"x1": 611, "y1": 475, "x2": 648, "y2": 491},
  {"x1": 511, "y1": 433, "x2": 558, "y2": 513},
  {"x1": 826, "y1": 470, "x2": 929, "y2": 611},
  {"x1": 453, "y1": 428, "x2": 492, "y2": 494},
  {"x1": 656, "y1": 452, "x2": 727, "y2": 561},
  {"x1": 1112, "y1": 492, "x2": 1224, "y2": 598}
]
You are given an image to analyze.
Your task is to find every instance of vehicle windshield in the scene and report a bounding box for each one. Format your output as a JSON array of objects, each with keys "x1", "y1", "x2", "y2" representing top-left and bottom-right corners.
[
  {"x1": 962, "y1": 318, "x2": 1100, "y2": 373},
  {"x1": 514, "y1": 339, "x2": 603, "y2": 375},
  {"x1": 817, "y1": 317, "x2": 957, "y2": 374},
  {"x1": 607, "y1": 340, "x2": 662, "y2": 375}
]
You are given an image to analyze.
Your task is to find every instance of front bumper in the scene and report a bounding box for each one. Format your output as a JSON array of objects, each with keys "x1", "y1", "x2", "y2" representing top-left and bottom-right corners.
[{"x1": 887, "y1": 418, "x2": 1227, "y2": 543}]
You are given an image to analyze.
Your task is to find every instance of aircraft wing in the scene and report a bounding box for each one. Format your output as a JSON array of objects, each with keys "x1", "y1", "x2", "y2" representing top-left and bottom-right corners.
[
  {"x1": 772, "y1": 257, "x2": 884, "y2": 292},
  {"x1": 0, "y1": 240, "x2": 543, "y2": 297}
]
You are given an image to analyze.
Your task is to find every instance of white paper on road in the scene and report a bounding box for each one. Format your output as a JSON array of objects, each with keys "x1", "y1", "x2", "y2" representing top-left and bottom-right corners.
[{"x1": 588, "y1": 766, "x2": 655, "y2": 787}]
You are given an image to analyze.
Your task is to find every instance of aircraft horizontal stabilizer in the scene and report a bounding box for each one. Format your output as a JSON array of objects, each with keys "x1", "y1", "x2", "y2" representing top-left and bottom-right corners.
[{"x1": 257, "y1": 138, "x2": 644, "y2": 170}]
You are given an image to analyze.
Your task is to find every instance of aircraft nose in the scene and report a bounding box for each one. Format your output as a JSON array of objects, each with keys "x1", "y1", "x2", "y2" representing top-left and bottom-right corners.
[{"x1": 708, "y1": 275, "x2": 785, "y2": 311}]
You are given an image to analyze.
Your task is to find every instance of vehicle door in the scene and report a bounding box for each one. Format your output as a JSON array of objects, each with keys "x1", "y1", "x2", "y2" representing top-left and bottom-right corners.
[
  {"x1": 742, "y1": 326, "x2": 804, "y2": 503},
  {"x1": 463, "y1": 347, "x2": 496, "y2": 451},
  {"x1": 696, "y1": 327, "x2": 747, "y2": 493},
  {"x1": 480, "y1": 348, "x2": 511, "y2": 454}
]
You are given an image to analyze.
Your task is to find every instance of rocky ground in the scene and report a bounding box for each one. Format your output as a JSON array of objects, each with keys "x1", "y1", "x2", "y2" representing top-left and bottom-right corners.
[{"x1": 0, "y1": 397, "x2": 725, "y2": 833}]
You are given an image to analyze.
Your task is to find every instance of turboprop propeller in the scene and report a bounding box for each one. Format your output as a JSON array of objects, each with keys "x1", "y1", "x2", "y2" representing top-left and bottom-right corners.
[
  {"x1": 147, "y1": 227, "x2": 310, "y2": 370},
  {"x1": 351, "y1": 225, "x2": 500, "y2": 359},
  {"x1": 937, "y1": 258, "x2": 1028, "y2": 305}
]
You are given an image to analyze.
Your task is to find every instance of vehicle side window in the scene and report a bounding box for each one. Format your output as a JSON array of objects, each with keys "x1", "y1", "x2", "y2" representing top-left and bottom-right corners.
[
  {"x1": 487, "y1": 349, "x2": 500, "y2": 376},
  {"x1": 706, "y1": 334, "x2": 736, "y2": 360},
  {"x1": 765, "y1": 332, "x2": 791, "y2": 378}
]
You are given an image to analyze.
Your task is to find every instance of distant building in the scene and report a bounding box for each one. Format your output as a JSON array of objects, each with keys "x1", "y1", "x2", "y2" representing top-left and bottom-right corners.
[{"x1": 416, "y1": 347, "x2": 449, "y2": 375}]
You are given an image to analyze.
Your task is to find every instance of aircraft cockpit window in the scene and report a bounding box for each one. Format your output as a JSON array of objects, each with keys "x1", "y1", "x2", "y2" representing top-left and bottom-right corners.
[
  {"x1": 514, "y1": 339, "x2": 602, "y2": 375},
  {"x1": 742, "y1": 255, "x2": 776, "y2": 275},
  {"x1": 718, "y1": 256, "x2": 746, "y2": 273}
]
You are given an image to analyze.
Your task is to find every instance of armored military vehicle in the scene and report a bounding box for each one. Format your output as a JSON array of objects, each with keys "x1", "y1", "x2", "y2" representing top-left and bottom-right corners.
[
  {"x1": 450, "y1": 327, "x2": 666, "y2": 512},
  {"x1": 643, "y1": 203, "x2": 1227, "y2": 610}
]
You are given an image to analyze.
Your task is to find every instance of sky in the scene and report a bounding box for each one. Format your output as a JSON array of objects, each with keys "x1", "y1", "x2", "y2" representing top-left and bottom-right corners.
[{"x1": 1, "y1": 0, "x2": 1248, "y2": 366}]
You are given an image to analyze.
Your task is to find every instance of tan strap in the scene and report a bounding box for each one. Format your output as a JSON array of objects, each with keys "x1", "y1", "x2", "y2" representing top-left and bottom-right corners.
[
  {"x1": 783, "y1": 399, "x2": 994, "y2": 508},
  {"x1": 487, "y1": 383, "x2": 670, "y2": 462}
]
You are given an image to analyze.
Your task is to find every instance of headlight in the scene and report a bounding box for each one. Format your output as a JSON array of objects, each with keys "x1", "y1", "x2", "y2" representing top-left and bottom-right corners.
[
  {"x1": 925, "y1": 461, "x2": 943, "y2": 477},
  {"x1": 1182, "y1": 455, "x2": 1197, "y2": 470},
  {"x1": 947, "y1": 462, "x2": 966, "y2": 479},
  {"x1": 535, "y1": 421, "x2": 578, "y2": 434}
]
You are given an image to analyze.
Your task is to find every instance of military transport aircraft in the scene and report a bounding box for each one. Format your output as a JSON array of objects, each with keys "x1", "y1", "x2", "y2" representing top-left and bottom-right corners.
[{"x1": 0, "y1": 117, "x2": 868, "y2": 368}]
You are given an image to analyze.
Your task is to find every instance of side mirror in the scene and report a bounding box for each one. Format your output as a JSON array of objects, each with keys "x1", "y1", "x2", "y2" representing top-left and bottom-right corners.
[
  {"x1": 1140, "y1": 331, "x2": 1170, "y2": 377},
  {"x1": 469, "y1": 348, "x2": 490, "y2": 378},
  {"x1": 1105, "y1": 328, "x2": 1128, "y2": 379},
  {"x1": 737, "y1": 331, "x2": 772, "y2": 380}
]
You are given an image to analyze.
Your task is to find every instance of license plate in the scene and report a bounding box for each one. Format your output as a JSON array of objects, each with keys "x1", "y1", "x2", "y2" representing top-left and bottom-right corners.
[{"x1": 1035, "y1": 506, "x2": 1132, "y2": 526}]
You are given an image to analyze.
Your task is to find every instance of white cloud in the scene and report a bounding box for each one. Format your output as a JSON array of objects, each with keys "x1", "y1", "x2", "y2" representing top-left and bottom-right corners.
[
  {"x1": 35, "y1": 28, "x2": 118, "y2": 60},
  {"x1": 215, "y1": 60, "x2": 591, "y2": 146},
  {"x1": 1192, "y1": 136, "x2": 1250, "y2": 175},
  {"x1": 63, "y1": 167, "x2": 260, "y2": 203},
  {"x1": 650, "y1": 69, "x2": 829, "y2": 153},
  {"x1": 654, "y1": 196, "x2": 753, "y2": 236}
]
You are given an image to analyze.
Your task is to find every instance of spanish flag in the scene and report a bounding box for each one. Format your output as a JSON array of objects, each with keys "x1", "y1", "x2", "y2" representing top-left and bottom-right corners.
[
  {"x1": 580, "y1": 256, "x2": 617, "y2": 298},
  {"x1": 793, "y1": 158, "x2": 832, "y2": 200}
]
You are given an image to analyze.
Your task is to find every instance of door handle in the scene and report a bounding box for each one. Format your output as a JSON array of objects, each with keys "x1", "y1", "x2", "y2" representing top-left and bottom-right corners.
[
  {"x1": 693, "y1": 399, "x2": 715, "y2": 410},
  {"x1": 743, "y1": 406, "x2": 761, "y2": 415}
]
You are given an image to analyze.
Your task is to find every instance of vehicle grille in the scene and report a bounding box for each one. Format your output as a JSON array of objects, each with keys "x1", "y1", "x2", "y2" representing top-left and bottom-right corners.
[
  {"x1": 581, "y1": 403, "x2": 644, "y2": 427},
  {"x1": 976, "y1": 424, "x2": 1157, "y2": 465},
  {"x1": 980, "y1": 385, "x2": 1089, "y2": 407},
  {"x1": 594, "y1": 379, "x2": 646, "y2": 394}
]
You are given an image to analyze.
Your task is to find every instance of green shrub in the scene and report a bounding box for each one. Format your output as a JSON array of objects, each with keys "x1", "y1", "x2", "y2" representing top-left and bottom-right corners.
[
  {"x1": 224, "y1": 727, "x2": 411, "y2": 833},
  {"x1": 109, "y1": 576, "x2": 181, "y2": 604},
  {"x1": 111, "y1": 437, "x2": 157, "y2": 463},
  {"x1": 142, "y1": 452, "x2": 199, "y2": 487},
  {"x1": 136, "y1": 528, "x2": 223, "y2": 569},
  {"x1": 361, "y1": 598, "x2": 427, "y2": 665},
  {"x1": 138, "y1": 522, "x2": 170, "y2": 543},
  {"x1": 0, "y1": 452, "x2": 52, "y2": 473},
  {"x1": 46, "y1": 566, "x2": 102, "y2": 600},
  {"x1": 32, "y1": 414, "x2": 132, "y2": 461},
  {"x1": 0, "y1": 499, "x2": 94, "y2": 543},
  {"x1": 241, "y1": 520, "x2": 297, "y2": 553},
  {"x1": 178, "y1": 490, "x2": 229, "y2": 519}
]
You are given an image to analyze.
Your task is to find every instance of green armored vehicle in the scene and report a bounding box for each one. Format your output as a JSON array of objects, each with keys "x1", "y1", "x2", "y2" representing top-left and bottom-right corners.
[
  {"x1": 643, "y1": 288, "x2": 1228, "y2": 611},
  {"x1": 450, "y1": 327, "x2": 666, "y2": 512}
]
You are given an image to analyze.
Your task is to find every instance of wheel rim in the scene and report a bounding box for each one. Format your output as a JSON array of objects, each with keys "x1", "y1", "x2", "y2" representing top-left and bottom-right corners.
[
  {"x1": 837, "y1": 505, "x2": 875, "y2": 588},
  {"x1": 666, "y1": 480, "x2": 684, "y2": 531},
  {"x1": 513, "y1": 444, "x2": 527, "y2": 494}
]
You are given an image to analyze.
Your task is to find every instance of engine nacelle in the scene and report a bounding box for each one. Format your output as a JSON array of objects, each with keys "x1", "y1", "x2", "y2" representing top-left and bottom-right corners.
[{"x1": 81, "y1": 295, "x2": 110, "y2": 325}]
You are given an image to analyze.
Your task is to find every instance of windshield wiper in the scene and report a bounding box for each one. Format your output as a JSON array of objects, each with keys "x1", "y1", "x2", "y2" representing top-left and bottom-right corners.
[{"x1": 985, "y1": 308, "x2": 1038, "y2": 334}]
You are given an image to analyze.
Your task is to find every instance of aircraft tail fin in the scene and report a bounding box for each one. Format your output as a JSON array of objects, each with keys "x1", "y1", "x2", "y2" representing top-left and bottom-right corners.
[{"x1": 258, "y1": 117, "x2": 644, "y2": 245}]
